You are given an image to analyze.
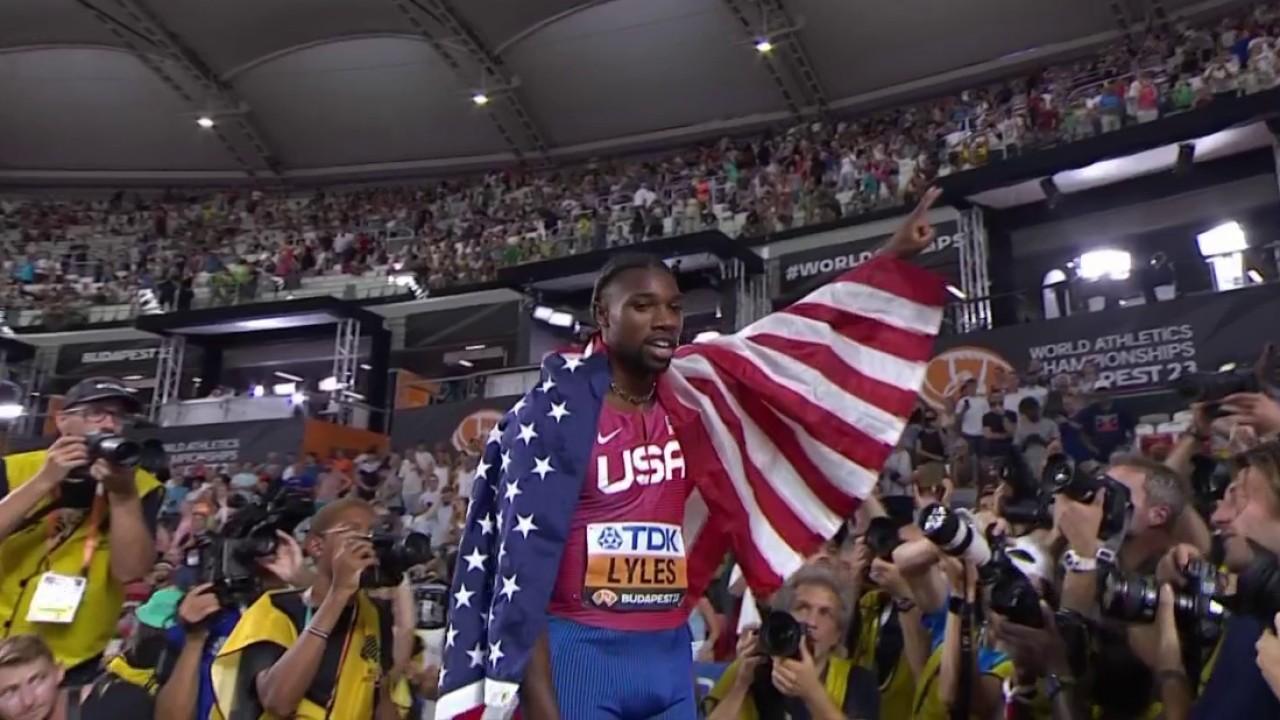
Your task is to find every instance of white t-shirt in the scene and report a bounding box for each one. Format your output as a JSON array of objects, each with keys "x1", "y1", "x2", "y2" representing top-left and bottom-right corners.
[
  {"x1": 1004, "y1": 386, "x2": 1049, "y2": 413},
  {"x1": 956, "y1": 395, "x2": 990, "y2": 436},
  {"x1": 400, "y1": 459, "x2": 424, "y2": 511}
]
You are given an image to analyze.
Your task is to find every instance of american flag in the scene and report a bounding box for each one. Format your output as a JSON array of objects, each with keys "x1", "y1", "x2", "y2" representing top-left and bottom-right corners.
[{"x1": 434, "y1": 255, "x2": 944, "y2": 719}]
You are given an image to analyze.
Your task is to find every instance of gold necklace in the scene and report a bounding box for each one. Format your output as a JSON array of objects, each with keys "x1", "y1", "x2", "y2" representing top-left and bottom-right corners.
[{"x1": 609, "y1": 381, "x2": 655, "y2": 405}]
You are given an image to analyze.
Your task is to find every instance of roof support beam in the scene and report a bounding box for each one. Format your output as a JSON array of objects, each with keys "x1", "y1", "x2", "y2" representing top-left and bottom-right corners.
[
  {"x1": 391, "y1": 0, "x2": 550, "y2": 158},
  {"x1": 73, "y1": 0, "x2": 280, "y2": 175},
  {"x1": 763, "y1": 0, "x2": 829, "y2": 112},
  {"x1": 720, "y1": 0, "x2": 803, "y2": 118}
]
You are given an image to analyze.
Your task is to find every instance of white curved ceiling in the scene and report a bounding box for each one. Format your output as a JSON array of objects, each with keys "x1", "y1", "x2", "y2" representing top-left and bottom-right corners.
[{"x1": 0, "y1": 0, "x2": 1235, "y2": 183}]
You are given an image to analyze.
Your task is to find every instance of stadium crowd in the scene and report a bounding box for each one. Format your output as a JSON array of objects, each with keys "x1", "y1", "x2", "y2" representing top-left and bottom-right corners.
[{"x1": 2, "y1": 2, "x2": 1279, "y2": 322}]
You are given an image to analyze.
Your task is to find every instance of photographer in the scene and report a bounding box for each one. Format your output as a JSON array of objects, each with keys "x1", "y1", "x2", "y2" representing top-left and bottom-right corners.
[
  {"x1": 0, "y1": 378, "x2": 161, "y2": 684},
  {"x1": 1139, "y1": 442, "x2": 1280, "y2": 717},
  {"x1": 210, "y1": 498, "x2": 411, "y2": 719},
  {"x1": 704, "y1": 565, "x2": 880, "y2": 719}
]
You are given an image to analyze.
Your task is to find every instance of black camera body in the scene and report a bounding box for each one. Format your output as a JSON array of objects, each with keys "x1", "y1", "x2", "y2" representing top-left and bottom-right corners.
[
  {"x1": 68, "y1": 431, "x2": 143, "y2": 481},
  {"x1": 361, "y1": 531, "x2": 433, "y2": 588},
  {"x1": 991, "y1": 449, "x2": 1054, "y2": 530},
  {"x1": 189, "y1": 487, "x2": 314, "y2": 605},
  {"x1": 864, "y1": 516, "x2": 904, "y2": 561},
  {"x1": 758, "y1": 608, "x2": 808, "y2": 659},
  {"x1": 1043, "y1": 454, "x2": 1132, "y2": 542},
  {"x1": 1171, "y1": 366, "x2": 1259, "y2": 413}
]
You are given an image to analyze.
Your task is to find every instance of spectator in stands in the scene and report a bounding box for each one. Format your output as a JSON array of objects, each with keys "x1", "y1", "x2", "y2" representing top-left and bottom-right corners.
[
  {"x1": 0, "y1": 378, "x2": 161, "y2": 685},
  {"x1": 1075, "y1": 381, "x2": 1136, "y2": 461},
  {"x1": 952, "y1": 378, "x2": 989, "y2": 453},
  {"x1": 1014, "y1": 396, "x2": 1059, "y2": 476}
]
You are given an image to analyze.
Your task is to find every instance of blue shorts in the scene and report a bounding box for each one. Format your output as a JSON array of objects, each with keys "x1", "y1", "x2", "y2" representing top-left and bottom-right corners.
[{"x1": 548, "y1": 617, "x2": 696, "y2": 720}]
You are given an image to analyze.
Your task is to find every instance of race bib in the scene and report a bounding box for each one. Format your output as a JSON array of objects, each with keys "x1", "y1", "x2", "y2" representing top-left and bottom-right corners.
[
  {"x1": 583, "y1": 522, "x2": 686, "y2": 611},
  {"x1": 25, "y1": 573, "x2": 87, "y2": 624}
]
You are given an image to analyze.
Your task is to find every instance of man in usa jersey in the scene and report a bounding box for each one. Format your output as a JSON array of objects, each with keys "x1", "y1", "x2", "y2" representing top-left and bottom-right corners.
[{"x1": 436, "y1": 188, "x2": 949, "y2": 719}]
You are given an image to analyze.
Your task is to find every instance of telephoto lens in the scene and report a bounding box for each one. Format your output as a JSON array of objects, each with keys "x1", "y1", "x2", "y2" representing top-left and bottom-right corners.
[
  {"x1": 917, "y1": 503, "x2": 992, "y2": 568},
  {"x1": 1099, "y1": 568, "x2": 1228, "y2": 626},
  {"x1": 84, "y1": 431, "x2": 142, "y2": 467},
  {"x1": 758, "y1": 609, "x2": 806, "y2": 659}
]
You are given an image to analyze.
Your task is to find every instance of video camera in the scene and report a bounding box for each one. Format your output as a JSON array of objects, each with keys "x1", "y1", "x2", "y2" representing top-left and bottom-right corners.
[
  {"x1": 917, "y1": 503, "x2": 1044, "y2": 627},
  {"x1": 1043, "y1": 453, "x2": 1133, "y2": 542},
  {"x1": 67, "y1": 431, "x2": 142, "y2": 481},
  {"x1": 188, "y1": 487, "x2": 314, "y2": 605}
]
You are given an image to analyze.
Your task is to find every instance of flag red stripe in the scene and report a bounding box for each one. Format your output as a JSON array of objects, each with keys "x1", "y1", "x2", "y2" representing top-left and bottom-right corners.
[
  {"x1": 834, "y1": 255, "x2": 948, "y2": 309},
  {"x1": 685, "y1": 375, "x2": 821, "y2": 549},
  {"x1": 691, "y1": 368, "x2": 860, "y2": 520},
  {"x1": 673, "y1": 411, "x2": 785, "y2": 593},
  {"x1": 694, "y1": 344, "x2": 894, "y2": 474},
  {"x1": 745, "y1": 333, "x2": 919, "y2": 420},
  {"x1": 782, "y1": 302, "x2": 936, "y2": 363}
]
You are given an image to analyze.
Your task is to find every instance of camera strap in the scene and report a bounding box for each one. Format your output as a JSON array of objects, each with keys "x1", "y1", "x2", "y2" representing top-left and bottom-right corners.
[
  {"x1": 953, "y1": 565, "x2": 975, "y2": 720},
  {"x1": 42, "y1": 484, "x2": 107, "y2": 577}
]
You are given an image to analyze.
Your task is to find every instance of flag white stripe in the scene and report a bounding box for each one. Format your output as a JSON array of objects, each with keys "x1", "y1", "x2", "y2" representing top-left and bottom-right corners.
[
  {"x1": 796, "y1": 280, "x2": 943, "y2": 336},
  {"x1": 744, "y1": 311, "x2": 927, "y2": 391},
  {"x1": 681, "y1": 334, "x2": 906, "y2": 447},
  {"x1": 770, "y1": 407, "x2": 881, "y2": 501},
  {"x1": 664, "y1": 370, "x2": 805, "y2": 580},
  {"x1": 677, "y1": 354, "x2": 843, "y2": 537},
  {"x1": 436, "y1": 681, "x2": 484, "y2": 719}
]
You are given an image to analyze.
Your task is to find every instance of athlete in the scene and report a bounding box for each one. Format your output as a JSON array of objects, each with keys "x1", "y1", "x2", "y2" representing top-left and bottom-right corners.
[{"x1": 520, "y1": 188, "x2": 946, "y2": 719}]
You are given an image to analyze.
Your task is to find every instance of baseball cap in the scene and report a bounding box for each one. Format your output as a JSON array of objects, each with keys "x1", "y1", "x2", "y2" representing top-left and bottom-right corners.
[
  {"x1": 133, "y1": 587, "x2": 183, "y2": 630},
  {"x1": 63, "y1": 377, "x2": 142, "y2": 413}
]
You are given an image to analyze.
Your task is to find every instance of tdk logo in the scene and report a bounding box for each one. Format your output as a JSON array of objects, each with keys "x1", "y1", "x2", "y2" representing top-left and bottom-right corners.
[{"x1": 590, "y1": 523, "x2": 683, "y2": 555}]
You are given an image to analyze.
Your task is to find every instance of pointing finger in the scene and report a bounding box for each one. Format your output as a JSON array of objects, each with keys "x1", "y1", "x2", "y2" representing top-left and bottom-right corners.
[{"x1": 911, "y1": 186, "x2": 943, "y2": 219}]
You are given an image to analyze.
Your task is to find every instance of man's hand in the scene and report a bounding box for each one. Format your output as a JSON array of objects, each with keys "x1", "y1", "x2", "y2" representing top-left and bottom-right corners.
[
  {"x1": 869, "y1": 558, "x2": 913, "y2": 601},
  {"x1": 1054, "y1": 491, "x2": 1105, "y2": 556},
  {"x1": 329, "y1": 527, "x2": 377, "y2": 600},
  {"x1": 90, "y1": 458, "x2": 138, "y2": 497},
  {"x1": 847, "y1": 540, "x2": 873, "y2": 581},
  {"x1": 260, "y1": 531, "x2": 310, "y2": 587},
  {"x1": 1255, "y1": 613, "x2": 1280, "y2": 701},
  {"x1": 771, "y1": 641, "x2": 824, "y2": 703},
  {"x1": 989, "y1": 603, "x2": 1070, "y2": 679},
  {"x1": 36, "y1": 436, "x2": 90, "y2": 487},
  {"x1": 733, "y1": 627, "x2": 766, "y2": 691},
  {"x1": 882, "y1": 187, "x2": 944, "y2": 259},
  {"x1": 1155, "y1": 544, "x2": 1203, "y2": 588},
  {"x1": 178, "y1": 583, "x2": 223, "y2": 638},
  {"x1": 1221, "y1": 392, "x2": 1280, "y2": 438}
]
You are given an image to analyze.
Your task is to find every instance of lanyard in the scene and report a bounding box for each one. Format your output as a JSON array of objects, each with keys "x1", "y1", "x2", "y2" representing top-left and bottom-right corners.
[{"x1": 43, "y1": 484, "x2": 107, "y2": 577}]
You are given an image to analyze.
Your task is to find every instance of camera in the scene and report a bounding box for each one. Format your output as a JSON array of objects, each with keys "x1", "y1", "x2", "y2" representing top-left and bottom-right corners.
[
  {"x1": 1171, "y1": 366, "x2": 1259, "y2": 407},
  {"x1": 864, "y1": 516, "x2": 904, "y2": 560},
  {"x1": 413, "y1": 583, "x2": 449, "y2": 630},
  {"x1": 188, "y1": 487, "x2": 314, "y2": 605},
  {"x1": 988, "y1": 449, "x2": 1053, "y2": 530},
  {"x1": 917, "y1": 503, "x2": 1044, "y2": 626},
  {"x1": 68, "y1": 431, "x2": 143, "y2": 481},
  {"x1": 758, "y1": 609, "x2": 808, "y2": 659},
  {"x1": 361, "y1": 531, "x2": 433, "y2": 588},
  {"x1": 1100, "y1": 561, "x2": 1228, "y2": 627},
  {"x1": 1043, "y1": 453, "x2": 1133, "y2": 542}
]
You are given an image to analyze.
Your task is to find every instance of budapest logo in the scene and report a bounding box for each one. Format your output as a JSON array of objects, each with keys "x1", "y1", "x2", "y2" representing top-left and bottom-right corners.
[
  {"x1": 921, "y1": 345, "x2": 1013, "y2": 409},
  {"x1": 591, "y1": 589, "x2": 619, "y2": 607},
  {"x1": 450, "y1": 409, "x2": 503, "y2": 454}
]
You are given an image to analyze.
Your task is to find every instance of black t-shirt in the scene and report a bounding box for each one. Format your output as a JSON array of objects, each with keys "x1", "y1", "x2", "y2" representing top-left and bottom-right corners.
[
  {"x1": 238, "y1": 591, "x2": 394, "y2": 710},
  {"x1": 69, "y1": 676, "x2": 155, "y2": 718}
]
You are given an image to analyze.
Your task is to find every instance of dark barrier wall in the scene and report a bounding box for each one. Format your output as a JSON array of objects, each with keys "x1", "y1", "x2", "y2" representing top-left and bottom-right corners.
[
  {"x1": 778, "y1": 219, "x2": 963, "y2": 296},
  {"x1": 922, "y1": 284, "x2": 1280, "y2": 406},
  {"x1": 135, "y1": 418, "x2": 306, "y2": 476},
  {"x1": 389, "y1": 395, "x2": 521, "y2": 454}
]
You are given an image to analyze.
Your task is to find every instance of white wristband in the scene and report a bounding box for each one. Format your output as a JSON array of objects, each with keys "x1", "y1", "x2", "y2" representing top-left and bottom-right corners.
[{"x1": 1063, "y1": 549, "x2": 1097, "y2": 573}]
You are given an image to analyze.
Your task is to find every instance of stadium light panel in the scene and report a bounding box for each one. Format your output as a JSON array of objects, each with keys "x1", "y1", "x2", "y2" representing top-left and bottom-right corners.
[
  {"x1": 1196, "y1": 221, "x2": 1247, "y2": 257},
  {"x1": 547, "y1": 311, "x2": 575, "y2": 328},
  {"x1": 532, "y1": 305, "x2": 554, "y2": 322},
  {"x1": 318, "y1": 376, "x2": 341, "y2": 392},
  {"x1": 0, "y1": 404, "x2": 22, "y2": 420},
  {"x1": 1248, "y1": 269, "x2": 1264, "y2": 284},
  {"x1": 196, "y1": 116, "x2": 215, "y2": 129},
  {"x1": 273, "y1": 371, "x2": 303, "y2": 382},
  {"x1": 251, "y1": 384, "x2": 266, "y2": 397},
  {"x1": 755, "y1": 38, "x2": 774, "y2": 53},
  {"x1": 472, "y1": 92, "x2": 490, "y2": 106},
  {"x1": 945, "y1": 284, "x2": 967, "y2": 299},
  {"x1": 272, "y1": 382, "x2": 296, "y2": 396},
  {"x1": 1078, "y1": 250, "x2": 1132, "y2": 281}
]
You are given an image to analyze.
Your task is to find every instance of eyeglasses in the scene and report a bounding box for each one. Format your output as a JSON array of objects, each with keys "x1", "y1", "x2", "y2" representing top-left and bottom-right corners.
[{"x1": 67, "y1": 407, "x2": 134, "y2": 424}]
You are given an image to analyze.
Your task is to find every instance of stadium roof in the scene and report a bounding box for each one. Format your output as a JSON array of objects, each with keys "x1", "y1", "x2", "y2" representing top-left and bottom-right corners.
[{"x1": 0, "y1": 0, "x2": 1244, "y2": 185}]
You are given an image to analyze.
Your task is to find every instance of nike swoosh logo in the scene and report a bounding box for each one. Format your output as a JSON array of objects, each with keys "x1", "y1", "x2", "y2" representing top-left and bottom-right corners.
[{"x1": 596, "y1": 428, "x2": 622, "y2": 445}]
